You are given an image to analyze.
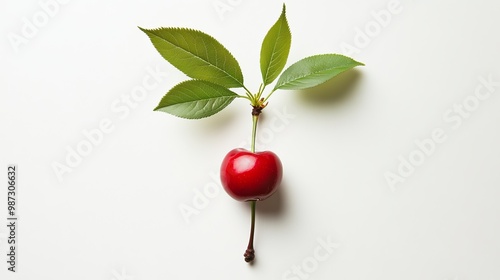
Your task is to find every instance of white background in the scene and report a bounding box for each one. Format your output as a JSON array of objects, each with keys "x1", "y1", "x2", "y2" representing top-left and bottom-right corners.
[{"x1": 1, "y1": 0, "x2": 500, "y2": 279}]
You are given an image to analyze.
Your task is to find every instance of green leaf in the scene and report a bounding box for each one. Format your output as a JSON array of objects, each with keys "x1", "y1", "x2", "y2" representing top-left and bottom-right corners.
[
  {"x1": 139, "y1": 27, "x2": 244, "y2": 88},
  {"x1": 274, "y1": 54, "x2": 364, "y2": 90},
  {"x1": 260, "y1": 3, "x2": 291, "y2": 85},
  {"x1": 154, "y1": 80, "x2": 239, "y2": 119}
]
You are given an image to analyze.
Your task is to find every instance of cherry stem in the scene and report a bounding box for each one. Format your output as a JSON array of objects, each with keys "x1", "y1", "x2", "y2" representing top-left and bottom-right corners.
[
  {"x1": 244, "y1": 110, "x2": 260, "y2": 263},
  {"x1": 244, "y1": 200, "x2": 256, "y2": 262},
  {"x1": 250, "y1": 114, "x2": 259, "y2": 153}
]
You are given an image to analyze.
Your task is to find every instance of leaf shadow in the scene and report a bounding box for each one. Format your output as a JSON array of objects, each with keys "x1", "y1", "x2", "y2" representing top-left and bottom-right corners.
[
  {"x1": 188, "y1": 105, "x2": 240, "y2": 135},
  {"x1": 295, "y1": 69, "x2": 363, "y2": 106}
]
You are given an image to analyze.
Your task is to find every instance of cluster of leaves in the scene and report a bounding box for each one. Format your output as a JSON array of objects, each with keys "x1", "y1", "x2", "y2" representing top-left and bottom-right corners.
[{"x1": 139, "y1": 4, "x2": 363, "y2": 119}]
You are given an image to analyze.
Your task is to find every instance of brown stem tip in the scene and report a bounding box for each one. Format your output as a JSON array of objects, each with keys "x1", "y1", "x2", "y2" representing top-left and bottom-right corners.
[{"x1": 244, "y1": 248, "x2": 255, "y2": 262}]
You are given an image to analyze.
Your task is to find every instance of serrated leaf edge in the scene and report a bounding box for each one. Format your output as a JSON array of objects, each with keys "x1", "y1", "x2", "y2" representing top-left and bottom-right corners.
[
  {"x1": 261, "y1": 4, "x2": 292, "y2": 85},
  {"x1": 153, "y1": 80, "x2": 239, "y2": 119},
  {"x1": 275, "y1": 54, "x2": 364, "y2": 90},
  {"x1": 139, "y1": 27, "x2": 244, "y2": 88}
]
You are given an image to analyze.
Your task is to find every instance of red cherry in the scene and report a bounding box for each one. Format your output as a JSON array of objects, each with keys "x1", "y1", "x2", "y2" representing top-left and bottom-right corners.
[{"x1": 220, "y1": 148, "x2": 283, "y2": 202}]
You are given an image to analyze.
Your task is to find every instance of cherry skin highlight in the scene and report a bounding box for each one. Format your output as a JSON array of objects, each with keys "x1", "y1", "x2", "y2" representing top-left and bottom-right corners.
[{"x1": 220, "y1": 148, "x2": 283, "y2": 201}]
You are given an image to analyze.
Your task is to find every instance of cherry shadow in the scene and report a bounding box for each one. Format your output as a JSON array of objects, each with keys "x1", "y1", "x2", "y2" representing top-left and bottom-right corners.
[
  {"x1": 237, "y1": 179, "x2": 288, "y2": 225},
  {"x1": 296, "y1": 69, "x2": 363, "y2": 106},
  {"x1": 240, "y1": 180, "x2": 289, "y2": 267},
  {"x1": 253, "y1": 179, "x2": 289, "y2": 217}
]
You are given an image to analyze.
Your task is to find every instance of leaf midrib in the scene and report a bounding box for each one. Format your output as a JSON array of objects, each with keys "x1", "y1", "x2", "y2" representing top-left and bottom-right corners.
[
  {"x1": 167, "y1": 94, "x2": 236, "y2": 105},
  {"x1": 148, "y1": 29, "x2": 242, "y2": 86},
  {"x1": 263, "y1": 18, "x2": 287, "y2": 83},
  {"x1": 278, "y1": 64, "x2": 354, "y2": 87}
]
